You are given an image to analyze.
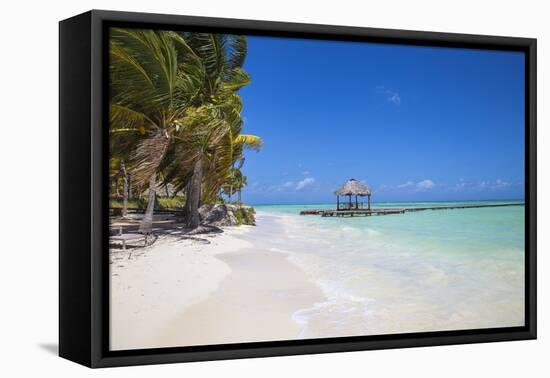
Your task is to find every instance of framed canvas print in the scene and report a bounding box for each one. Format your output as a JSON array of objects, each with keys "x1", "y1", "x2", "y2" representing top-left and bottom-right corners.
[{"x1": 59, "y1": 10, "x2": 537, "y2": 368}]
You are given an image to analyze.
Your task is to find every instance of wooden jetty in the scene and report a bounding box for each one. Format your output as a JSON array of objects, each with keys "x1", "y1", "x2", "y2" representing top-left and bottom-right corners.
[
  {"x1": 315, "y1": 208, "x2": 406, "y2": 217},
  {"x1": 300, "y1": 202, "x2": 524, "y2": 217}
]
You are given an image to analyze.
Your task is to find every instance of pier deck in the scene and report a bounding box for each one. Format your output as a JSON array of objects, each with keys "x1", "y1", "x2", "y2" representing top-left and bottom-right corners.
[{"x1": 299, "y1": 202, "x2": 524, "y2": 217}]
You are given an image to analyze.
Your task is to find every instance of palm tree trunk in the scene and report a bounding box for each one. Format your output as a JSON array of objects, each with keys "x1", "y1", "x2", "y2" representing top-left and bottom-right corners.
[
  {"x1": 120, "y1": 160, "x2": 129, "y2": 218},
  {"x1": 127, "y1": 173, "x2": 133, "y2": 199},
  {"x1": 139, "y1": 174, "x2": 157, "y2": 233},
  {"x1": 238, "y1": 189, "x2": 241, "y2": 203},
  {"x1": 184, "y1": 158, "x2": 203, "y2": 229},
  {"x1": 115, "y1": 175, "x2": 121, "y2": 197}
]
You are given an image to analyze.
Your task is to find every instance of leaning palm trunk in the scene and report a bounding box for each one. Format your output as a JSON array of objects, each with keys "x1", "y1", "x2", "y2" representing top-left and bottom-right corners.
[
  {"x1": 120, "y1": 160, "x2": 129, "y2": 218},
  {"x1": 127, "y1": 173, "x2": 132, "y2": 199},
  {"x1": 133, "y1": 131, "x2": 170, "y2": 233},
  {"x1": 139, "y1": 174, "x2": 157, "y2": 233},
  {"x1": 184, "y1": 158, "x2": 203, "y2": 229}
]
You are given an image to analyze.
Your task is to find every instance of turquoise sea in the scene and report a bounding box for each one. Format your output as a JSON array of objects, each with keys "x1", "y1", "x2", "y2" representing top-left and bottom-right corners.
[{"x1": 252, "y1": 200, "x2": 525, "y2": 337}]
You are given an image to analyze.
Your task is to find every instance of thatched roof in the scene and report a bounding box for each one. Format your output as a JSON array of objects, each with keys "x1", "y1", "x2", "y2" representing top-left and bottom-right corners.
[{"x1": 334, "y1": 178, "x2": 371, "y2": 196}]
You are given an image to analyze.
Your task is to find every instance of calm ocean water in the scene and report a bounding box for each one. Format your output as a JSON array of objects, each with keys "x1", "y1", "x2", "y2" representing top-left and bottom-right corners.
[{"x1": 253, "y1": 200, "x2": 525, "y2": 337}]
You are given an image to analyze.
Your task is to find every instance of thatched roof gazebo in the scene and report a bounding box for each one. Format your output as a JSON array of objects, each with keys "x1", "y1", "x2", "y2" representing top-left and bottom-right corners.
[{"x1": 334, "y1": 178, "x2": 372, "y2": 210}]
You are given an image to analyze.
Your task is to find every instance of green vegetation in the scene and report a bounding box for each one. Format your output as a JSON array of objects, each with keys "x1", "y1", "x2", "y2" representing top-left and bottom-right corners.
[
  {"x1": 109, "y1": 29, "x2": 262, "y2": 229},
  {"x1": 110, "y1": 198, "x2": 147, "y2": 210},
  {"x1": 233, "y1": 206, "x2": 256, "y2": 226},
  {"x1": 110, "y1": 196, "x2": 186, "y2": 210},
  {"x1": 221, "y1": 166, "x2": 248, "y2": 203}
]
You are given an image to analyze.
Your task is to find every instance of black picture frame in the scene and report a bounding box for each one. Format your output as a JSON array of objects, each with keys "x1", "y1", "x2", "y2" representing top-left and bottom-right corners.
[{"x1": 59, "y1": 9, "x2": 537, "y2": 368}]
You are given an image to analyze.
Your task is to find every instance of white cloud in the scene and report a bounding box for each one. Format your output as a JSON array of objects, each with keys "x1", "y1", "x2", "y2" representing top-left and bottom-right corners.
[
  {"x1": 384, "y1": 179, "x2": 435, "y2": 192},
  {"x1": 296, "y1": 177, "x2": 315, "y2": 190},
  {"x1": 478, "y1": 179, "x2": 511, "y2": 191},
  {"x1": 397, "y1": 180, "x2": 415, "y2": 188},
  {"x1": 274, "y1": 177, "x2": 316, "y2": 191},
  {"x1": 388, "y1": 92, "x2": 401, "y2": 105},
  {"x1": 377, "y1": 86, "x2": 401, "y2": 106},
  {"x1": 492, "y1": 178, "x2": 510, "y2": 189},
  {"x1": 416, "y1": 179, "x2": 435, "y2": 190},
  {"x1": 454, "y1": 179, "x2": 467, "y2": 191}
]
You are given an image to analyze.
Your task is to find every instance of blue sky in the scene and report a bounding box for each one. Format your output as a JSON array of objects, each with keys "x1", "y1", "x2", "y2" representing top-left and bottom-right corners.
[{"x1": 237, "y1": 36, "x2": 525, "y2": 205}]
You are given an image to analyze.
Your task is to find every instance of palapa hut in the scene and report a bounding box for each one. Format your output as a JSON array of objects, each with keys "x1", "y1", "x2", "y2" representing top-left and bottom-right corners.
[{"x1": 334, "y1": 178, "x2": 372, "y2": 211}]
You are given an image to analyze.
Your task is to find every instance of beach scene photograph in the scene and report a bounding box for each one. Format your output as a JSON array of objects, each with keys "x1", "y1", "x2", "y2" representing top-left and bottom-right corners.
[{"x1": 108, "y1": 28, "x2": 525, "y2": 351}]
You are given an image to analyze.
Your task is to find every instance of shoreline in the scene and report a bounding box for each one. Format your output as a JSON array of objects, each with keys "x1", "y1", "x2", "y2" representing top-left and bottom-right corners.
[{"x1": 159, "y1": 249, "x2": 325, "y2": 347}]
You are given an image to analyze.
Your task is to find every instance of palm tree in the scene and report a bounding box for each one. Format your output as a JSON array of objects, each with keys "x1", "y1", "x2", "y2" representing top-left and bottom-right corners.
[
  {"x1": 110, "y1": 29, "x2": 263, "y2": 231},
  {"x1": 109, "y1": 28, "x2": 204, "y2": 231},
  {"x1": 222, "y1": 169, "x2": 237, "y2": 203},
  {"x1": 221, "y1": 158, "x2": 253, "y2": 204},
  {"x1": 235, "y1": 170, "x2": 248, "y2": 204},
  {"x1": 230, "y1": 136, "x2": 261, "y2": 203},
  {"x1": 120, "y1": 160, "x2": 129, "y2": 218},
  {"x1": 161, "y1": 99, "x2": 262, "y2": 226},
  {"x1": 174, "y1": 33, "x2": 256, "y2": 228}
]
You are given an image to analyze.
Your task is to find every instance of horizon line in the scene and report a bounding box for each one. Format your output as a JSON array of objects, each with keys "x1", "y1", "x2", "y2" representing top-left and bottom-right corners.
[{"x1": 248, "y1": 198, "x2": 526, "y2": 206}]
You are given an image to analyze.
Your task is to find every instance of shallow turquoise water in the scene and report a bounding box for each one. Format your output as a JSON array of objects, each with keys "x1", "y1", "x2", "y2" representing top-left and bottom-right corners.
[
  {"x1": 252, "y1": 201, "x2": 525, "y2": 337},
  {"x1": 256, "y1": 201, "x2": 524, "y2": 259}
]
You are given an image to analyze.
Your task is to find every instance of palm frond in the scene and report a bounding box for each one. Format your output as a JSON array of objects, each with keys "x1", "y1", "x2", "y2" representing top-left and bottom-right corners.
[
  {"x1": 183, "y1": 33, "x2": 225, "y2": 82},
  {"x1": 110, "y1": 28, "x2": 204, "y2": 129},
  {"x1": 130, "y1": 131, "x2": 170, "y2": 187},
  {"x1": 109, "y1": 104, "x2": 152, "y2": 132},
  {"x1": 224, "y1": 35, "x2": 247, "y2": 71},
  {"x1": 235, "y1": 134, "x2": 263, "y2": 151},
  {"x1": 223, "y1": 68, "x2": 251, "y2": 91}
]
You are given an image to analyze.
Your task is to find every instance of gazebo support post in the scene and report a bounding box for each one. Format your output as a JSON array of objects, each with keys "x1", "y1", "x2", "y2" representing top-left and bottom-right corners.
[
  {"x1": 337, "y1": 195, "x2": 339, "y2": 210},
  {"x1": 348, "y1": 194, "x2": 352, "y2": 210},
  {"x1": 355, "y1": 195, "x2": 358, "y2": 210},
  {"x1": 368, "y1": 194, "x2": 371, "y2": 210}
]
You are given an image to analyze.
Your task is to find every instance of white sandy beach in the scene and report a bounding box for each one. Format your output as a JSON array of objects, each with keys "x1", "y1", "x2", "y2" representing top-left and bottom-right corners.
[{"x1": 109, "y1": 219, "x2": 325, "y2": 350}]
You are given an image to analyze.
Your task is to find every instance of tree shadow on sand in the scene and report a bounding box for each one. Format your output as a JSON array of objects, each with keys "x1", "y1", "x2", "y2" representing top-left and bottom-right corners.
[{"x1": 110, "y1": 216, "x2": 224, "y2": 251}]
